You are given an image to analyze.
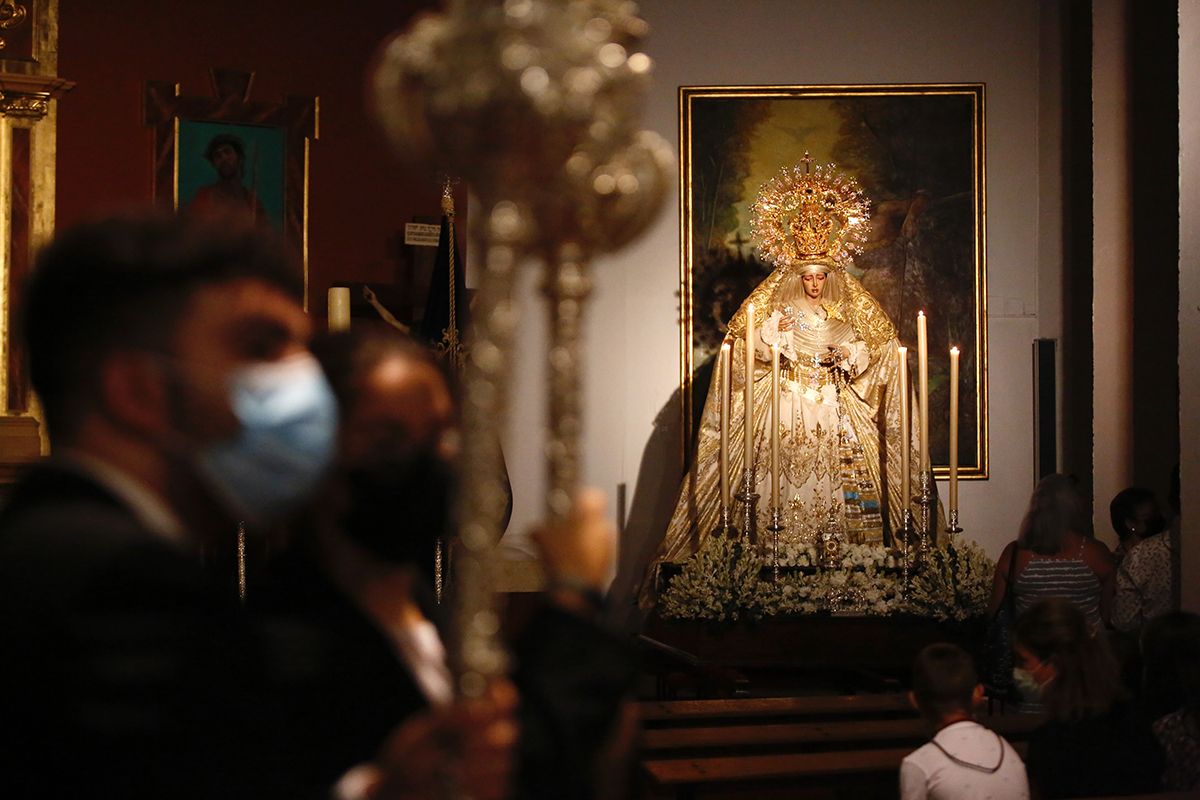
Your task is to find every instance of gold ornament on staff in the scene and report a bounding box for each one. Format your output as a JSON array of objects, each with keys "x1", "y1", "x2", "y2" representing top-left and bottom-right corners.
[{"x1": 369, "y1": 0, "x2": 672, "y2": 701}]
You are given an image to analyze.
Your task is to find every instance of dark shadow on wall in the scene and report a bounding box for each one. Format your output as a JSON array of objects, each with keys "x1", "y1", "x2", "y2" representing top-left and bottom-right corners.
[{"x1": 606, "y1": 355, "x2": 716, "y2": 634}]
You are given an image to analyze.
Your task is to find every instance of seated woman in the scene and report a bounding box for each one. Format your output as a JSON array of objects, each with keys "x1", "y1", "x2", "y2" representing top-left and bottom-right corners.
[
  {"x1": 987, "y1": 474, "x2": 1115, "y2": 632},
  {"x1": 1014, "y1": 599, "x2": 1164, "y2": 798}
]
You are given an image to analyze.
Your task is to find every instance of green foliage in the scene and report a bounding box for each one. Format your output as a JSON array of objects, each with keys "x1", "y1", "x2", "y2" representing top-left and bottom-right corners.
[
  {"x1": 658, "y1": 534, "x2": 771, "y2": 622},
  {"x1": 659, "y1": 536, "x2": 994, "y2": 624}
]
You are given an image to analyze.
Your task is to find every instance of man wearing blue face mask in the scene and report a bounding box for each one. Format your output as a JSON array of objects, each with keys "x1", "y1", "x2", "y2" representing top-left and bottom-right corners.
[{"x1": 0, "y1": 214, "x2": 508, "y2": 800}]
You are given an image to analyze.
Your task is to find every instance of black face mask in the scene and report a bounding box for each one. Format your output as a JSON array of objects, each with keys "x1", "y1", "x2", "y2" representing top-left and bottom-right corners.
[{"x1": 341, "y1": 449, "x2": 456, "y2": 579}]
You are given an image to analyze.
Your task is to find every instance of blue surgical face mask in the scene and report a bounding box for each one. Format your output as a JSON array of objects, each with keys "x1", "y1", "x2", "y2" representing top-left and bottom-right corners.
[{"x1": 194, "y1": 353, "x2": 338, "y2": 523}]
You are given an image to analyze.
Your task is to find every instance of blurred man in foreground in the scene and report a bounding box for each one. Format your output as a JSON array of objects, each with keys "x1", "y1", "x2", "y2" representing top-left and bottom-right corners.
[{"x1": 0, "y1": 214, "x2": 514, "y2": 799}]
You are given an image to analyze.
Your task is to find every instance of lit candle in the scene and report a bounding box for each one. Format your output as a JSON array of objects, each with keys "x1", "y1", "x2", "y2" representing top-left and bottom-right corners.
[
  {"x1": 719, "y1": 343, "x2": 732, "y2": 512},
  {"x1": 328, "y1": 287, "x2": 351, "y2": 332},
  {"x1": 897, "y1": 345, "x2": 910, "y2": 508},
  {"x1": 771, "y1": 343, "x2": 781, "y2": 509},
  {"x1": 744, "y1": 303, "x2": 755, "y2": 482},
  {"x1": 917, "y1": 311, "x2": 929, "y2": 472},
  {"x1": 949, "y1": 346, "x2": 960, "y2": 517}
]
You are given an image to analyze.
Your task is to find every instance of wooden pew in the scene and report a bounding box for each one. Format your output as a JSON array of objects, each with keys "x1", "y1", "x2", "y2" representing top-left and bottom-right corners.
[
  {"x1": 641, "y1": 713, "x2": 1044, "y2": 755},
  {"x1": 642, "y1": 742, "x2": 1030, "y2": 800},
  {"x1": 639, "y1": 693, "x2": 914, "y2": 726},
  {"x1": 638, "y1": 696, "x2": 1046, "y2": 799}
]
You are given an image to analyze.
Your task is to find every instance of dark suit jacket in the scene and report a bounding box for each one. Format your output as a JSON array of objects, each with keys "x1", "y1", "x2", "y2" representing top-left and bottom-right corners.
[
  {"x1": 0, "y1": 462, "x2": 283, "y2": 799},
  {"x1": 252, "y1": 548, "x2": 638, "y2": 800}
]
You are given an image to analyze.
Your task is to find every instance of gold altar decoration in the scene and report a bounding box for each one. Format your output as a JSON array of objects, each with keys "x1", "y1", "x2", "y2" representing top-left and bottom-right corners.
[
  {"x1": 749, "y1": 155, "x2": 871, "y2": 268},
  {"x1": 0, "y1": 0, "x2": 72, "y2": 474},
  {"x1": 370, "y1": 0, "x2": 671, "y2": 698}
]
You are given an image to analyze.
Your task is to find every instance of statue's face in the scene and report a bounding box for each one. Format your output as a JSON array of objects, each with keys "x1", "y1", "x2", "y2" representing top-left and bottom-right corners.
[{"x1": 801, "y1": 271, "x2": 827, "y2": 300}]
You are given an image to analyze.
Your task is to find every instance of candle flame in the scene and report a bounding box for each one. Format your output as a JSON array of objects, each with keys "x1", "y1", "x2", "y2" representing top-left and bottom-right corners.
[
  {"x1": 918, "y1": 310, "x2": 925, "y2": 318},
  {"x1": 721, "y1": 342, "x2": 730, "y2": 351},
  {"x1": 898, "y1": 345, "x2": 907, "y2": 353},
  {"x1": 950, "y1": 346, "x2": 960, "y2": 355}
]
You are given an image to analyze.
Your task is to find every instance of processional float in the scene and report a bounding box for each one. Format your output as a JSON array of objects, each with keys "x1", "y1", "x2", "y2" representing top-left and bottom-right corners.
[{"x1": 370, "y1": 0, "x2": 671, "y2": 698}]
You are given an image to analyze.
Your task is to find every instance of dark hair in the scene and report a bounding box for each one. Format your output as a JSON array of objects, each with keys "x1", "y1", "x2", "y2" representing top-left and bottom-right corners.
[
  {"x1": 911, "y1": 643, "x2": 978, "y2": 719},
  {"x1": 1109, "y1": 487, "x2": 1159, "y2": 541},
  {"x1": 309, "y1": 322, "x2": 450, "y2": 419},
  {"x1": 204, "y1": 133, "x2": 245, "y2": 163},
  {"x1": 23, "y1": 211, "x2": 303, "y2": 442},
  {"x1": 1018, "y1": 473, "x2": 1087, "y2": 554},
  {"x1": 1141, "y1": 612, "x2": 1200, "y2": 723},
  {"x1": 1013, "y1": 598, "x2": 1125, "y2": 722}
]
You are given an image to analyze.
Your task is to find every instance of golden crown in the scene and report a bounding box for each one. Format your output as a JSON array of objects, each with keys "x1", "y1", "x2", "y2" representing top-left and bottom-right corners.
[{"x1": 749, "y1": 154, "x2": 871, "y2": 268}]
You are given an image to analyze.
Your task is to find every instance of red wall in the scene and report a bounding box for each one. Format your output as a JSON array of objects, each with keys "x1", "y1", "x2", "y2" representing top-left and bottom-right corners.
[{"x1": 57, "y1": 0, "x2": 448, "y2": 315}]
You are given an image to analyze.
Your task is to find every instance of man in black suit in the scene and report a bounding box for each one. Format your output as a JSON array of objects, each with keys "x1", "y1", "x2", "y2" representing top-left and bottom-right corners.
[{"x1": 0, "y1": 215, "x2": 515, "y2": 799}]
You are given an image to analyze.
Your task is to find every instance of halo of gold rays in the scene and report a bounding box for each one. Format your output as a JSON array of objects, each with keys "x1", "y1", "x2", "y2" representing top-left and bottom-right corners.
[{"x1": 749, "y1": 153, "x2": 872, "y2": 269}]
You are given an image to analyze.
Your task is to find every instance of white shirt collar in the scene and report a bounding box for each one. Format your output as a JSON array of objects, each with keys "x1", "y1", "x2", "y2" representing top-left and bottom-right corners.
[{"x1": 59, "y1": 450, "x2": 189, "y2": 548}]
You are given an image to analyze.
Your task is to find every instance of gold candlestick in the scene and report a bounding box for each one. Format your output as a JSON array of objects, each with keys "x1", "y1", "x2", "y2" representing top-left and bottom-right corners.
[{"x1": 715, "y1": 345, "x2": 734, "y2": 520}]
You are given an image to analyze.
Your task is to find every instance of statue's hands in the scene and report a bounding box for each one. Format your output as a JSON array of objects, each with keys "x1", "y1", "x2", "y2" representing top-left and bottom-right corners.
[{"x1": 777, "y1": 314, "x2": 796, "y2": 333}]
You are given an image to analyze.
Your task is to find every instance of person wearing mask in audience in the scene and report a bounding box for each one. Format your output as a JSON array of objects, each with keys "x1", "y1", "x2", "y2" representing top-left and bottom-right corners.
[
  {"x1": 1108, "y1": 486, "x2": 1165, "y2": 564},
  {"x1": 251, "y1": 325, "x2": 636, "y2": 800},
  {"x1": 1014, "y1": 599, "x2": 1163, "y2": 798},
  {"x1": 0, "y1": 214, "x2": 514, "y2": 800},
  {"x1": 900, "y1": 643, "x2": 1029, "y2": 800},
  {"x1": 1111, "y1": 490, "x2": 1172, "y2": 632},
  {"x1": 987, "y1": 474, "x2": 1114, "y2": 634},
  {"x1": 1141, "y1": 611, "x2": 1200, "y2": 791}
]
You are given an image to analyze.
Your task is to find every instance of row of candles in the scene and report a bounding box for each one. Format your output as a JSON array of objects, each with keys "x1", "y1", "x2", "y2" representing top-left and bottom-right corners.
[{"x1": 716, "y1": 305, "x2": 961, "y2": 524}]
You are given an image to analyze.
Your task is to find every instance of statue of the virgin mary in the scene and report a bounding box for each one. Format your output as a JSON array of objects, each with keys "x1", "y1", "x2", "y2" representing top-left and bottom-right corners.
[{"x1": 645, "y1": 157, "x2": 924, "y2": 594}]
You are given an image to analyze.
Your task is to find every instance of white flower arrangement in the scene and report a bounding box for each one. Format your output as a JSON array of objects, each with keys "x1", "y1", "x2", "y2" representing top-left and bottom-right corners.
[{"x1": 659, "y1": 535, "x2": 995, "y2": 623}]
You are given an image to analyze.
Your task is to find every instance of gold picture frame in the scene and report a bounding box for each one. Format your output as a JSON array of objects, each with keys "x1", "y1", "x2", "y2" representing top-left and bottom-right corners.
[
  {"x1": 144, "y1": 68, "x2": 318, "y2": 309},
  {"x1": 679, "y1": 83, "x2": 987, "y2": 478}
]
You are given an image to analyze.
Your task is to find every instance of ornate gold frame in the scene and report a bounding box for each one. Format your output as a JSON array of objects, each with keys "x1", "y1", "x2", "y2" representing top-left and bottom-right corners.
[
  {"x1": 0, "y1": 0, "x2": 73, "y2": 465},
  {"x1": 679, "y1": 83, "x2": 988, "y2": 478},
  {"x1": 144, "y1": 69, "x2": 317, "y2": 308}
]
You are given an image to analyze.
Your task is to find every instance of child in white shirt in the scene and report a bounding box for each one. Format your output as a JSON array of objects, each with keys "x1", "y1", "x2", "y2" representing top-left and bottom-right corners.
[{"x1": 900, "y1": 643, "x2": 1029, "y2": 800}]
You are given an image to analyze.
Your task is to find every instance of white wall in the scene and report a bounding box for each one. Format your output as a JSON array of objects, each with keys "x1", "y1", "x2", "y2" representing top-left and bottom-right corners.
[
  {"x1": 1180, "y1": 0, "x2": 1199, "y2": 613},
  {"x1": 498, "y1": 1, "x2": 1057, "y2": 582}
]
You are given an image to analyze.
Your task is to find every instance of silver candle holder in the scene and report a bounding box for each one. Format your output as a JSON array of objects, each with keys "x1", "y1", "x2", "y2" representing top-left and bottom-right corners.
[
  {"x1": 766, "y1": 506, "x2": 784, "y2": 582},
  {"x1": 914, "y1": 468, "x2": 935, "y2": 569},
  {"x1": 945, "y1": 508, "x2": 963, "y2": 547},
  {"x1": 735, "y1": 466, "x2": 761, "y2": 545}
]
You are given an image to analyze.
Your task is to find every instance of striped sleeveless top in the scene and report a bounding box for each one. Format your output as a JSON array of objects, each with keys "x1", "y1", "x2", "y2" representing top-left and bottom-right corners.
[{"x1": 1013, "y1": 539, "x2": 1103, "y2": 630}]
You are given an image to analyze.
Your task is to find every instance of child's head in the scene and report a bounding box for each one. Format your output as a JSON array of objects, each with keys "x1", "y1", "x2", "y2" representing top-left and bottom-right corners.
[{"x1": 910, "y1": 643, "x2": 981, "y2": 722}]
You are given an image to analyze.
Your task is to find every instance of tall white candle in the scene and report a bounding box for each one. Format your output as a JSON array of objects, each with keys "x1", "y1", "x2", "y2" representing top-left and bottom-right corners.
[
  {"x1": 949, "y1": 346, "x2": 960, "y2": 517},
  {"x1": 917, "y1": 311, "x2": 929, "y2": 472},
  {"x1": 771, "y1": 343, "x2": 781, "y2": 509},
  {"x1": 719, "y1": 343, "x2": 732, "y2": 512},
  {"x1": 328, "y1": 287, "x2": 351, "y2": 332},
  {"x1": 744, "y1": 303, "x2": 755, "y2": 482},
  {"x1": 898, "y1": 345, "x2": 910, "y2": 508}
]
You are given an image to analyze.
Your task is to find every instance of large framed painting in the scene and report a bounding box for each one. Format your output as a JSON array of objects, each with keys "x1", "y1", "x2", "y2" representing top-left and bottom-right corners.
[
  {"x1": 144, "y1": 69, "x2": 317, "y2": 306},
  {"x1": 679, "y1": 84, "x2": 987, "y2": 478}
]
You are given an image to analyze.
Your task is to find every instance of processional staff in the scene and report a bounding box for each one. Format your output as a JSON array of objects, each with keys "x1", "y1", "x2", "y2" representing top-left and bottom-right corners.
[{"x1": 368, "y1": 0, "x2": 671, "y2": 715}]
